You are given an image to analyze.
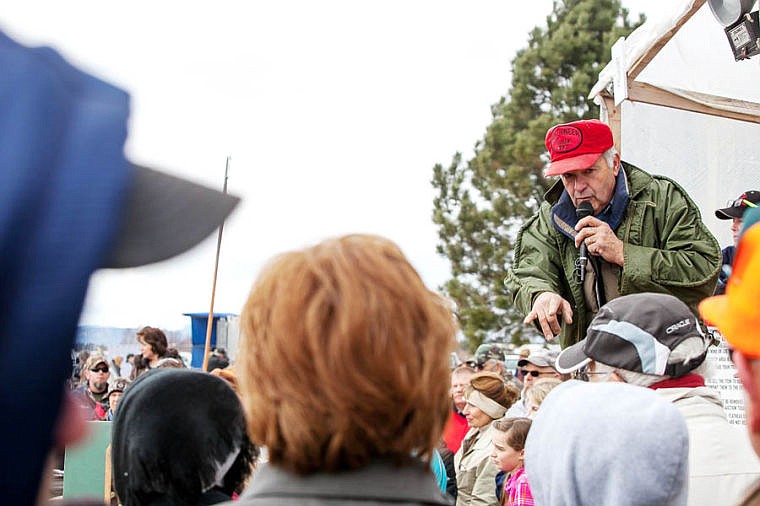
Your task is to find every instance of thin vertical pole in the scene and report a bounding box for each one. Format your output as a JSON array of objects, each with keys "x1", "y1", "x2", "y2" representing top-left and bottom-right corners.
[{"x1": 202, "y1": 156, "x2": 231, "y2": 371}]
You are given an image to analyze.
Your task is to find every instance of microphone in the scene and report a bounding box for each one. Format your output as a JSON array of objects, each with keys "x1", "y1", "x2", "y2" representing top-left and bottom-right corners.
[{"x1": 575, "y1": 201, "x2": 594, "y2": 283}]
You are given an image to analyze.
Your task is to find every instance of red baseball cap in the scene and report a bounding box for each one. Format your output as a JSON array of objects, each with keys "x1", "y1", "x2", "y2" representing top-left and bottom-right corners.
[{"x1": 545, "y1": 119, "x2": 614, "y2": 176}]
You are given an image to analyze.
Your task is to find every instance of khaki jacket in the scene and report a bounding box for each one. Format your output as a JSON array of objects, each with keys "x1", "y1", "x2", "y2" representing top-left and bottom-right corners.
[
  {"x1": 657, "y1": 387, "x2": 760, "y2": 506},
  {"x1": 454, "y1": 425, "x2": 499, "y2": 506}
]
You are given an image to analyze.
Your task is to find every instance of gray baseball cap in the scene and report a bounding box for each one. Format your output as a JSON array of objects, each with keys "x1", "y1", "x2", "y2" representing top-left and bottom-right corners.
[
  {"x1": 555, "y1": 293, "x2": 708, "y2": 377},
  {"x1": 517, "y1": 350, "x2": 558, "y2": 369}
]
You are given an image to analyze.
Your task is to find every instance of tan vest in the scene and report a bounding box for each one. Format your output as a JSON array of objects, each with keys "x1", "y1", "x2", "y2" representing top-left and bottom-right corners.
[{"x1": 582, "y1": 258, "x2": 621, "y2": 316}]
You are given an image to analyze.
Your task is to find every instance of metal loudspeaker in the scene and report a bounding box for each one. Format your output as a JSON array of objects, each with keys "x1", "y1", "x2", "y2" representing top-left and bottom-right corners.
[
  {"x1": 708, "y1": 0, "x2": 760, "y2": 60},
  {"x1": 708, "y1": 0, "x2": 756, "y2": 27}
]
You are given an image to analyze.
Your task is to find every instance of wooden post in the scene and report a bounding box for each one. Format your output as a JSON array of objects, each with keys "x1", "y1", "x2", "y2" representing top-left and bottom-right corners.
[
  {"x1": 104, "y1": 445, "x2": 112, "y2": 504},
  {"x1": 599, "y1": 92, "x2": 623, "y2": 156},
  {"x1": 202, "y1": 157, "x2": 231, "y2": 372}
]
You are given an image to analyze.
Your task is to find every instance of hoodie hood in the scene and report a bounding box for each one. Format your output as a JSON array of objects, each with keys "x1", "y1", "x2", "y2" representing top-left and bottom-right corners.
[{"x1": 525, "y1": 380, "x2": 689, "y2": 506}]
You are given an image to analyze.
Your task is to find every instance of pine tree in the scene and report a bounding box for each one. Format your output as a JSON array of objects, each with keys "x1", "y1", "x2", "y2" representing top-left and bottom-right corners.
[{"x1": 432, "y1": 0, "x2": 643, "y2": 350}]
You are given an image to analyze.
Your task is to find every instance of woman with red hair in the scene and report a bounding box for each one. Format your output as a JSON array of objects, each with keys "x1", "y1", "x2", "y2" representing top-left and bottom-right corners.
[{"x1": 229, "y1": 234, "x2": 457, "y2": 506}]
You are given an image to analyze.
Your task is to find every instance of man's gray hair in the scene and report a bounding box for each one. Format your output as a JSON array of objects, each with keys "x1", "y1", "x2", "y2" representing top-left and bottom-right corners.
[
  {"x1": 597, "y1": 336, "x2": 708, "y2": 387},
  {"x1": 594, "y1": 361, "x2": 666, "y2": 387},
  {"x1": 601, "y1": 146, "x2": 618, "y2": 170}
]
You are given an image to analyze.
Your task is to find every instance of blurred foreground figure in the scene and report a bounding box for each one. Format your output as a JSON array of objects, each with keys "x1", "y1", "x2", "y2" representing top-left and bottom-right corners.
[
  {"x1": 228, "y1": 234, "x2": 456, "y2": 506},
  {"x1": 0, "y1": 30, "x2": 239, "y2": 504},
  {"x1": 701, "y1": 208, "x2": 760, "y2": 506},
  {"x1": 526, "y1": 381, "x2": 689, "y2": 506},
  {"x1": 112, "y1": 369, "x2": 257, "y2": 505}
]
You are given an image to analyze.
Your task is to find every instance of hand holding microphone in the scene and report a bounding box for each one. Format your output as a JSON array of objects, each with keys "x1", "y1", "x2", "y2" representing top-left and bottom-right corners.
[
  {"x1": 574, "y1": 201, "x2": 626, "y2": 268},
  {"x1": 575, "y1": 202, "x2": 594, "y2": 282}
]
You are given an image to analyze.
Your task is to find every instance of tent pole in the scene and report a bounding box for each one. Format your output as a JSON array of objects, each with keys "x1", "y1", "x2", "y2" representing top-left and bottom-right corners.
[{"x1": 202, "y1": 156, "x2": 231, "y2": 372}]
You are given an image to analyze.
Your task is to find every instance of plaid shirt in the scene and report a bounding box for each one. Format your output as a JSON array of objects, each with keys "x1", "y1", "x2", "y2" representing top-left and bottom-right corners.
[{"x1": 504, "y1": 466, "x2": 534, "y2": 506}]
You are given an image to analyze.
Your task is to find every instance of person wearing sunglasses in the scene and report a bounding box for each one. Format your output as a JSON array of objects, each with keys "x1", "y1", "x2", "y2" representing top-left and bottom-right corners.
[
  {"x1": 70, "y1": 355, "x2": 112, "y2": 421},
  {"x1": 713, "y1": 190, "x2": 760, "y2": 295},
  {"x1": 520, "y1": 369, "x2": 556, "y2": 379},
  {"x1": 505, "y1": 351, "x2": 561, "y2": 418},
  {"x1": 555, "y1": 292, "x2": 760, "y2": 506}
]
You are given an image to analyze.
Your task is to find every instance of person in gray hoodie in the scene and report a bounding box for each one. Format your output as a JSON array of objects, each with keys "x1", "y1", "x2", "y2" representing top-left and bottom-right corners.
[
  {"x1": 525, "y1": 380, "x2": 689, "y2": 506},
  {"x1": 555, "y1": 292, "x2": 760, "y2": 506}
]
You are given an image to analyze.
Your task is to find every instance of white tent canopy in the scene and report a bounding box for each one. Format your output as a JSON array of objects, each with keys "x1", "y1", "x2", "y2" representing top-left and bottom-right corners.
[
  {"x1": 589, "y1": 0, "x2": 756, "y2": 426},
  {"x1": 590, "y1": 0, "x2": 760, "y2": 248}
]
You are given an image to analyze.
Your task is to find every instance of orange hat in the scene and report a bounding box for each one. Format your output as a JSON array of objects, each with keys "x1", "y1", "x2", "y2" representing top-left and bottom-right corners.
[{"x1": 699, "y1": 217, "x2": 760, "y2": 358}]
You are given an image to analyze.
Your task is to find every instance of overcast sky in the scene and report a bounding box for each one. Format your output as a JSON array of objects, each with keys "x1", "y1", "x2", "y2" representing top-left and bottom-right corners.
[{"x1": 1, "y1": 1, "x2": 671, "y2": 330}]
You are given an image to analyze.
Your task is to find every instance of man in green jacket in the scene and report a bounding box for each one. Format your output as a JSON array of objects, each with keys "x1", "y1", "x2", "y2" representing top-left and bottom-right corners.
[{"x1": 505, "y1": 119, "x2": 721, "y2": 348}]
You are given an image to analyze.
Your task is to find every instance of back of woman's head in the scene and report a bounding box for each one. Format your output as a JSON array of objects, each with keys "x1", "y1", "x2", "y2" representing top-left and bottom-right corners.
[
  {"x1": 112, "y1": 369, "x2": 257, "y2": 505},
  {"x1": 239, "y1": 234, "x2": 457, "y2": 475},
  {"x1": 469, "y1": 371, "x2": 519, "y2": 409}
]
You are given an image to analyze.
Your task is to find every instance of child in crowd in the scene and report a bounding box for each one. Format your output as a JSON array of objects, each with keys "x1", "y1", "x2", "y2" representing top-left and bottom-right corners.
[
  {"x1": 491, "y1": 418, "x2": 533, "y2": 506},
  {"x1": 523, "y1": 378, "x2": 561, "y2": 418},
  {"x1": 105, "y1": 377, "x2": 130, "y2": 421}
]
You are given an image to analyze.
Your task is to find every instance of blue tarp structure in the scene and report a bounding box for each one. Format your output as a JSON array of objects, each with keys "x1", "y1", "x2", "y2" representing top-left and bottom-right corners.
[{"x1": 183, "y1": 312, "x2": 237, "y2": 368}]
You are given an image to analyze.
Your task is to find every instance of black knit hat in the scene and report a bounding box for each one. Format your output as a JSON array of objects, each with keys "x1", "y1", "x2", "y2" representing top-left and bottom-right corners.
[{"x1": 112, "y1": 369, "x2": 257, "y2": 505}]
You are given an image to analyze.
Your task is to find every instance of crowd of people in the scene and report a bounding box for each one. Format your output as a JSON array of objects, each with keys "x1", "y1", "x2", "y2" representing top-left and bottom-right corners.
[
  {"x1": 69, "y1": 327, "x2": 232, "y2": 423},
  {"x1": 5, "y1": 24, "x2": 760, "y2": 506},
  {"x1": 53, "y1": 218, "x2": 760, "y2": 506},
  {"x1": 53, "y1": 217, "x2": 760, "y2": 506}
]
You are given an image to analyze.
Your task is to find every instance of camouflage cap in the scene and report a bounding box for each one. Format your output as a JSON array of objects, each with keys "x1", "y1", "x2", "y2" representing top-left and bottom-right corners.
[
  {"x1": 84, "y1": 355, "x2": 109, "y2": 371},
  {"x1": 108, "y1": 377, "x2": 131, "y2": 398},
  {"x1": 474, "y1": 344, "x2": 506, "y2": 365}
]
